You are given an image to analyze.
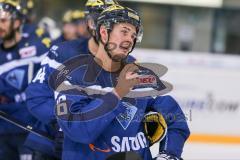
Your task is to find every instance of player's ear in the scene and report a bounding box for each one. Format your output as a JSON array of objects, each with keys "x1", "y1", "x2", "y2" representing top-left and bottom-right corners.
[
  {"x1": 13, "y1": 19, "x2": 21, "y2": 30},
  {"x1": 100, "y1": 25, "x2": 108, "y2": 43}
]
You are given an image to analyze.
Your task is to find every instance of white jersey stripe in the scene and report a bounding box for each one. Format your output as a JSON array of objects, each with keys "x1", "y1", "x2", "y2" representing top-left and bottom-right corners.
[
  {"x1": 0, "y1": 54, "x2": 47, "y2": 75},
  {"x1": 41, "y1": 55, "x2": 62, "y2": 69}
]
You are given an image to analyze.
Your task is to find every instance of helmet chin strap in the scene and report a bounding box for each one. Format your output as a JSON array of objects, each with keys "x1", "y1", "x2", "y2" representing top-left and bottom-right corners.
[
  {"x1": 102, "y1": 29, "x2": 118, "y2": 62},
  {"x1": 86, "y1": 25, "x2": 98, "y2": 44}
]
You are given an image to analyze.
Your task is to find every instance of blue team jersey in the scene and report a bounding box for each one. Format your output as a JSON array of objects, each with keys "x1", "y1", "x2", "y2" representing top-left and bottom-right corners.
[
  {"x1": 26, "y1": 38, "x2": 89, "y2": 124},
  {"x1": 25, "y1": 38, "x2": 136, "y2": 156},
  {"x1": 26, "y1": 37, "x2": 135, "y2": 124},
  {"x1": 22, "y1": 23, "x2": 50, "y2": 40},
  {"x1": 54, "y1": 55, "x2": 190, "y2": 160},
  {"x1": 52, "y1": 34, "x2": 90, "y2": 46},
  {"x1": 51, "y1": 34, "x2": 66, "y2": 46},
  {"x1": 24, "y1": 38, "x2": 90, "y2": 156},
  {"x1": 0, "y1": 34, "x2": 49, "y2": 134}
]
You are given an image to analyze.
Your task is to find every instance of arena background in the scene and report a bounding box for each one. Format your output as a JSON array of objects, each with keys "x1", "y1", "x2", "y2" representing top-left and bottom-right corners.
[{"x1": 33, "y1": 0, "x2": 240, "y2": 159}]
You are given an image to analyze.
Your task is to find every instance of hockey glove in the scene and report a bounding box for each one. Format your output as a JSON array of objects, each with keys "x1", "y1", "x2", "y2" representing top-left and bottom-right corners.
[
  {"x1": 154, "y1": 151, "x2": 182, "y2": 160},
  {"x1": 143, "y1": 111, "x2": 167, "y2": 145}
]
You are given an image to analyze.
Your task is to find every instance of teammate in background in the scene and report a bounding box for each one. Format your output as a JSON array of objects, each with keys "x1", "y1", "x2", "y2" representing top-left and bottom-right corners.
[
  {"x1": 21, "y1": 0, "x2": 36, "y2": 24},
  {"x1": 23, "y1": 10, "x2": 87, "y2": 159},
  {"x1": 72, "y1": 10, "x2": 90, "y2": 38},
  {"x1": 21, "y1": 0, "x2": 51, "y2": 46},
  {"x1": 25, "y1": 0, "x2": 118, "y2": 158},
  {"x1": 0, "y1": 0, "x2": 50, "y2": 159},
  {"x1": 54, "y1": 4, "x2": 190, "y2": 160},
  {"x1": 52, "y1": 9, "x2": 89, "y2": 45},
  {"x1": 38, "y1": 17, "x2": 61, "y2": 40}
]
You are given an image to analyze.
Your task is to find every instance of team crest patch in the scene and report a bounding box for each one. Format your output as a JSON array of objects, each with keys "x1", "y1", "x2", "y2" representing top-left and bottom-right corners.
[
  {"x1": 116, "y1": 102, "x2": 137, "y2": 130},
  {"x1": 5, "y1": 69, "x2": 25, "y2": 90},
  {"x1": 19, "y1": 46, "x2": 37, "y2": 58}
]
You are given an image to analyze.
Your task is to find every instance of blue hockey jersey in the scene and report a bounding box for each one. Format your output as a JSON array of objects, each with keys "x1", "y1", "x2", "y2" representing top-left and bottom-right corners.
[
  {"x1": 52, "y1": 35, "x2": 90, "y2": 47},
  {"x1": 22, "y1": 23, "x2": 50, "y2": 40},
  {"x1": 26, "y1": 38, "x2": 89, "y2": 124},
  {"x1": 24, "y1": 38, "x2": 89, "y2": 156},
  {"x1": 51, "y1": 34, "x2": 66, "y2": 46},
  {"x1": 0, "y1": 34, "x2": 49, "y2": 134},
  {"x1": 54, "y1": 55, "x2": 190, "y2": 160},
  {"x1": 25, "y1": 38, "x2": 136, "y2": 156},
  {"x1": 26, "y1": 37, "x2": 135, "y2": 124}
]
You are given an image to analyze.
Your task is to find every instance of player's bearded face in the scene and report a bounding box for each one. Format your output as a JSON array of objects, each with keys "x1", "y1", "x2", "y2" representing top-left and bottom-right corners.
[
  {"x1": 107, "y1": 23, "x2": 137, "y2": 62},
  {"x1": 0, "y1": 11, "x2": 14, "y2": 40}
]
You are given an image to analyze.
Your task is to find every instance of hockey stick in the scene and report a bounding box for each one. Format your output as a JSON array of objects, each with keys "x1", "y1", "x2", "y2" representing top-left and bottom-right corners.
[
  {"x1": 28, "y1": 61, "x2": 34, "y2": 84},
  {"x1": 0, "y1": 110, "x2": 54, "y2": 141}
]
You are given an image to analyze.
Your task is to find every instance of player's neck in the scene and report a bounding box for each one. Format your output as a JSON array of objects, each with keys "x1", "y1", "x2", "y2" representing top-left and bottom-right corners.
[
  {"x1": 3, "y1": 32, "x2": 21, "y2": 49},
  {"x1": 94, "y1": 44, "x2": 121, "y2": 72}
]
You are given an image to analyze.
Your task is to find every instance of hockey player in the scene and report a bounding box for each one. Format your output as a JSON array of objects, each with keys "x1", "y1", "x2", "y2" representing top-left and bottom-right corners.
[
  {"x1": 54, "y1": 4, "x2": 190, "y2": 160},
  {"x1": 21, "y1": 0, "x2": 51, "y2": 46},
  {"x1": 73, "y1": 10, "x2": 90, "y2": 39},
  {"x1": 52, "y1": 9, "x2": 88, "y2": 45},
  {"x1": 0, "y1": 0, "x2": 50, "y2": 159},
  {"x1": 24, "y1": 0, "x2": 118, "y2": 158},
  {"x1": 21, "y1": 0, "x2": 35, "y2": 24}
]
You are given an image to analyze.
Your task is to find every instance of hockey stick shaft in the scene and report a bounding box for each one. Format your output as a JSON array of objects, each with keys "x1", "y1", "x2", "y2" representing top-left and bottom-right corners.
[
  {"x1": 28, "y1": 61, "x2": 34, "y2": 84},
  {"x1": 0, "y1": 110, "x2": 54, "y2": 141}
]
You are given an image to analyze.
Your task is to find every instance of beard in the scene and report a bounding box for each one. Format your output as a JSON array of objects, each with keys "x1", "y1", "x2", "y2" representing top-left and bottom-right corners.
[
  {"x1": 2, "y1": 29, "x2": 15, "y2": 41},
  {"x1": 0, "y1": 23, "x2": 15, "y2": 41},
  {"x1": 111, "y1": 54, "x2": 127, "y2": 62},
  {"x1": 106, "y1": 41, "x2": 132, "y2": 62}
]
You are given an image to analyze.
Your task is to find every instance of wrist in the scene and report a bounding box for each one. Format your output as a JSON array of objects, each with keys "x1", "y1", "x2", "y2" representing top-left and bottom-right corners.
[{"x1": 112, "y1": 88, "x2": 122, "y2": 100}]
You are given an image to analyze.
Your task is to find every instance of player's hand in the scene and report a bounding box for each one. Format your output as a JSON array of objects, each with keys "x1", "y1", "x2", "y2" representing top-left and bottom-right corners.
[
  {"x1": 113, "y1": 63, "x2": 140, "y2": 99},
  {"x1": 154, "y1": 151, "x2": 181, "y2": 160},
  {"x1": 143, "y1": 111, "x2": 167, "y2": 145},
  {"x1": 0, "y1": 95, "x2": 11, "y2": 104}
]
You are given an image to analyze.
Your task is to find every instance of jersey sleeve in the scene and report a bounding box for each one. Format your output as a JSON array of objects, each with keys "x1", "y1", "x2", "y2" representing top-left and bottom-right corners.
[
  {"x1": 26, "y1": 48, "x2": 60, "y2": 124},
  {"x1": 149, "y1": 95, "x2": 190, "y2": 158},
  {"x1": 55, "y1": 90, "x2": 124, "y2": 144},
  {"x1": 26, "y1": 39, "x2": 88, "y2": 124}
]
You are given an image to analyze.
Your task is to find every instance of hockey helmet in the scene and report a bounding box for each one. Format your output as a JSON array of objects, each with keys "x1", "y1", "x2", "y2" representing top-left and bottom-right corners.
[
  {"x1": 0, "y1": 0, "x2": 23, "y2": 19},
  {"x1": 96, "y1": 4, "x2": 143, "y2": 43}
]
